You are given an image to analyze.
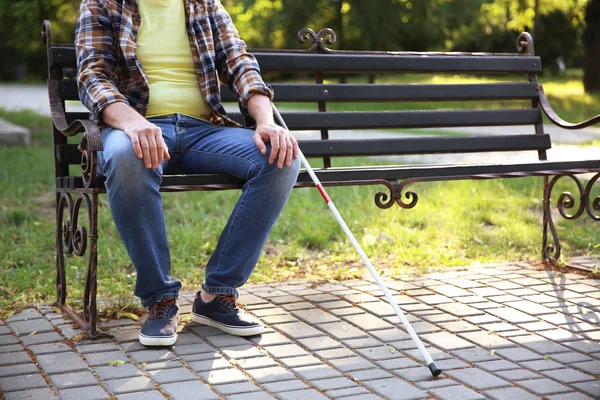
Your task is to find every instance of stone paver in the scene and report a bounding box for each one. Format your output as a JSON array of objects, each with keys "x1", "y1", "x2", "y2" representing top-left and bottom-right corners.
[
  {"x1": 362, "y1": 378, "x2": 427, "y2": 399},
  {"x1": 431, "y1": 385, "x2": 486, "y2": 400},
  {"x1": 1, "y1": 261, "x2": 599, "y2": 400},
  {"x1": 0, "y1": 373, "x2": 47, "y2": 392},
  {"x1": 59, "y1": 386, "x2": 109, "y2": 400},
  {"x1": 161, "y1": 380, "x2": 220, "y2": 400}
]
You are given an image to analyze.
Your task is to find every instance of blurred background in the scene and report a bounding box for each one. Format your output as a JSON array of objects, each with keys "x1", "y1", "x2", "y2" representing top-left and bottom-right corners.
[{"x1": 0, "y1": 0, "x2": 598, "y2": 92}]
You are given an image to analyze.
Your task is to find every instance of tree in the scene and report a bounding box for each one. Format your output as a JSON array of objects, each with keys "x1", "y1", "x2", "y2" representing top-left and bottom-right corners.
[
  {"x1": 475, "y1": 0, "x2": 586, "y2": 70},
  {"x1": 584, "y1": 0, "x2": 600, "y2": 93},
  {"x1": 0, "y1": 0, "x2": 80, "y2": 81}
]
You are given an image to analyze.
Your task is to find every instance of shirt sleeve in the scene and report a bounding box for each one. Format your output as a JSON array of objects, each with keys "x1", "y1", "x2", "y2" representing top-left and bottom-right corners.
[
  {"x1": 75, "y1": 0, "x2": 129, "y2": 124},
  {"x1": 209, "y1": 0, "x2": 274, "y2": 110}
]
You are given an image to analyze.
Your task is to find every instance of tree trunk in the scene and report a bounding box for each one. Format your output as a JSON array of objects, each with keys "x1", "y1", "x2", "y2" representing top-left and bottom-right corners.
[{"x1": 584, "y1": 0, "x2": 600, "y2": 93}]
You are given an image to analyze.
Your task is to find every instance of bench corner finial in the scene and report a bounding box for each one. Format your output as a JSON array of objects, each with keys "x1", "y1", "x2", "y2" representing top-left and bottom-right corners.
[
  {"x1": 42, "y1": 20, "x2": 52, "y2": 46},
  {"x1": 297, "y1": 28, "x2": 337, "y2": 53},
  {"x1": 516, "y1": 32, "x2": 535, "y2": 55}
]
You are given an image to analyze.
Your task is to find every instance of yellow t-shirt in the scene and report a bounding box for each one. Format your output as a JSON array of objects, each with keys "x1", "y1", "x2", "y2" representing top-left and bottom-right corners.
[{"x1": 136, "y1": 0, "x2": 212, "y2": 121}]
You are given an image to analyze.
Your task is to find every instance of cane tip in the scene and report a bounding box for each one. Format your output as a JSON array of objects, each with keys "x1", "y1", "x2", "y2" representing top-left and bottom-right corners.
[{"x1": 428, "y1": 361, "x2": 442, "y2": 377}]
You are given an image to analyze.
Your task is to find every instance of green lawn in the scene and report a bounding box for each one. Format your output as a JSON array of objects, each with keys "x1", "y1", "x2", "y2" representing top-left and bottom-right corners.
[{"x1": 1, "y1": 72, "x2": 599, "y2": 315}]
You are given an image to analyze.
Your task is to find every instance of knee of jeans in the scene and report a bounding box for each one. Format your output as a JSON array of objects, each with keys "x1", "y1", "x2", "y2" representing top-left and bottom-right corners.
[
  {"x1": 259, "y1": 155, "x2": 301, "y2": 180},
  {"x1": 102, "y1": 133, "x2": 159, "y2": 189}
]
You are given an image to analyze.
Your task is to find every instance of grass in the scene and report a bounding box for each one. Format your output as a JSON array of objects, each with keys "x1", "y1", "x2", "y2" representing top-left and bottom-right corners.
[{"x1": 1, "y1": 71, "x2": 599, "y2": 315}]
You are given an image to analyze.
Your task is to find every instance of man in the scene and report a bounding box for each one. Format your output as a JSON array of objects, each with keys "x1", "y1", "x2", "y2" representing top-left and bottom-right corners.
[{"x1": 76, "y1": 0, "x2": 300, "y2": 346}]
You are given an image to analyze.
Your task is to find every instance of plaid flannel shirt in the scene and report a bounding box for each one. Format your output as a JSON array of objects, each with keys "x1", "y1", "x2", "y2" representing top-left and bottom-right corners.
[{"x1": 75, "y1": 0, "x2": 273, "y2": 129}]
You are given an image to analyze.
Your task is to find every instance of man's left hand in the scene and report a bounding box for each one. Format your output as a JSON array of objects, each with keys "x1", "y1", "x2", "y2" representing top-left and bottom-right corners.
[{"x1": 253, "y1": 123, "x2": 299, "y2": 169}]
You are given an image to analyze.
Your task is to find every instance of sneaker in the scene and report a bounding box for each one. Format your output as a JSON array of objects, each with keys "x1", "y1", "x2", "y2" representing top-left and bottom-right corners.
[
  {"x1": 139, "y1": 298, "x2": 179, "y2": 346},
  {"x1": 191, "y1": 293, "x2": 264, "y2": 336}
]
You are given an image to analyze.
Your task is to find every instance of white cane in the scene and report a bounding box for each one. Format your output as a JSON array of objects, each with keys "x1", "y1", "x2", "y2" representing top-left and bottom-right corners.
[{"x1": 272, "y1": 105, "x2": 442, "y2": 377}]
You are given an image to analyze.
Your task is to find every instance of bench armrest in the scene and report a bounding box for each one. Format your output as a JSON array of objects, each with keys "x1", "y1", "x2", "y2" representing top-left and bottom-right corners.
[
  {"x1": 539, "y1": 85, "x2": 600, "y2": 130},
  {"x1": 48, "y1": 79, "x2": 103, "y2": 151}
]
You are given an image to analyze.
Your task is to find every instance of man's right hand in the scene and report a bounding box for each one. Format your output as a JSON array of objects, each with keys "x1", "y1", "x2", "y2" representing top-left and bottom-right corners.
[
  {"x1": 123, "y1": 120, "x2": 170, "y2": 169},
  {"x1": 102, "y1": 102, "x2": 170, "y2": 169}
]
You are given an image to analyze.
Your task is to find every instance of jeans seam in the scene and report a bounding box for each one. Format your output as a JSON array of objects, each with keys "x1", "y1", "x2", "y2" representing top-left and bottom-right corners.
[{"x1": 185, "y1": 149, "x2": 261, "y2": 179}]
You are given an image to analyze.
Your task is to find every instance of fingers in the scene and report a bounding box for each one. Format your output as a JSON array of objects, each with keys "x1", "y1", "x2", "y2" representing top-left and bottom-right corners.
[
  {"x1": 253, "y1": 132, "x2": 267, "y2": 155},
  {"x1": 277, "y1": 134, "x2": 288, "y2": 169},
  {"x1": 139, "y1": 135, "x2": 151, "y2": 169},
  {"x1": 130, "y1": 134, "x2": 143, "y2": 159},
  {"x1": 147, "y1": 134, "x2": 159, "y2": 169},
  {"x1": 284, "y1": 135, "x2": 293, "y2": 167},
  {"x1": 256, "y1": 124, "x2": 298, "y2": 168},
  {"x1": 124, "y1": 122, "x2": 166, "y2": 169},
  {"x1": 269, "y1": 132, "x2": 280, "y2": 165},
  {"x1": 291, "y1": 135, "x2": 299, "y2": 160}
]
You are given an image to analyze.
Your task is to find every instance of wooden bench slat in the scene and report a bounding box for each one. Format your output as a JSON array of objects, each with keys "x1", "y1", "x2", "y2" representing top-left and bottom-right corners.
[
  {"x1": 64, "y1": 109, "x2": 541, "y2": 133},
  {"x1": 55, "y1": 134, "x2": 550, "y2": 167},
  {"x1": 299, "y1": 135, "x2": 551, "y2": 157},
  {"x1": 61, "y1": 79, "x2": 540, "y2": 103},
  {"x1": 229, "y1": 109, "x2": 542, "y2": 130},
  {"x1": 220, "y1": 83, "x2": 540, "y2": 103},
  {"x1": 257, "y1": 53, "x2": 542, "y2": 73},
  {"x1": 49, "y1": 45, "x2": 542, "y2": 74}
]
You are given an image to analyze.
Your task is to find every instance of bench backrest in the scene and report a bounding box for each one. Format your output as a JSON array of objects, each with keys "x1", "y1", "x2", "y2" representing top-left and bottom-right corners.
[{"x1": 44, "y1": 24, "x2": 546, "y2": 175}]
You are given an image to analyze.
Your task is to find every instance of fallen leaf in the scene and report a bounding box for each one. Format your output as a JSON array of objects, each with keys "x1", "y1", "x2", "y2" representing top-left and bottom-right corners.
[
  {"x1": 117, "y1": 312, "x2": 139, "y2": 321},
  {"x1": 71, "y1": 333, "x2": 85, "y2": 343},
  {"x1": 107, "y1": 360, "x2": 125, "y2": 367},
  {"x1": 385, "y1": 344, "x2": 397, "y2": 354},
  {"x1": 28, "y1": 330, "x2": 37, "y2": 336}
]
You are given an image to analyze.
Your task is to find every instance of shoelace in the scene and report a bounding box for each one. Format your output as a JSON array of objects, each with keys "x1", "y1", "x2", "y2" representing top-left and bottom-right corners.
[
  {"x1": 217, "y1": 294, "x2": 240, "y2": 312},
  {"x1": 149, "y1": 298, "x2": 177, "y2": 320}
]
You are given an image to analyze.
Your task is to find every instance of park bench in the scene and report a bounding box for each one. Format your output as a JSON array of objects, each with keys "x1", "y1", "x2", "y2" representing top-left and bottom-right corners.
[{"x1": 42, "y1": 21, "x2": 600, "y2": 337}]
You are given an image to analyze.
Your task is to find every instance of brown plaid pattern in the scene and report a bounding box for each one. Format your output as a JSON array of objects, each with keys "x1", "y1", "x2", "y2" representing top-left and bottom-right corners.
[{"x1": 75, "y1": 0, "x2": 273, "y2": 128}]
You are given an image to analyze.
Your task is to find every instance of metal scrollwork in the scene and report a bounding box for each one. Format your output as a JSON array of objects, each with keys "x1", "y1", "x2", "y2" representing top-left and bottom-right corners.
[
  {"x1": 516, "y1": 32, "x2": 535, "y2": 55},
  {"x1": 80, "y1": 136, "x2": 97, "y2": 188},
  {"x1": 548, "y1": 175, "x2": 586, "y2": 220},
  {"x1": 543, "y1": 177, "x2": 561, "y2": 263},
  {"x1": 56, "y1": 192, "x2": 95, "y2": 302},
  {"x1": 375, "y1": 180, "x2": 400, "y2": 209},
  {"x1": 584, "y1": 173, "x2": 600, "y2": 220},
  {"x1": 57, "y1": 193, "x2": 92, "y2": 258},
  {"x1": 543, "y1": 173, "x2": 600, "y2": 263},
  {"x1": 298, "y1": 28, "x2": 337, "y2": 53},
  {"x1": 374, "y1": 180, "x2": 420, "y2": 210}
]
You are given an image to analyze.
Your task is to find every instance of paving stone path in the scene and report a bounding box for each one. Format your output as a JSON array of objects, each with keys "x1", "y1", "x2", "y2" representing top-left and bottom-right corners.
[{"x1": 1, "y1": 262, "x2": 600, "y2": 400}]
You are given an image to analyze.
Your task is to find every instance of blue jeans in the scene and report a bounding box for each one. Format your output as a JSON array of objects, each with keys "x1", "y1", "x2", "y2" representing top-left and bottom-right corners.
[{"x1": 98, "y1": 114, "x2": 300, "y2": 308}]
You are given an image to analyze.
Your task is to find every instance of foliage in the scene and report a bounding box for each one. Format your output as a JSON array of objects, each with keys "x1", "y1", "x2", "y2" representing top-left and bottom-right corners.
[
  {"x1": 0, "y1": 0, "x2": 592, "y2": 80},
  {"x1": 584, "y1": 0, "x2": 600, "y2": 92},
  {"x1": 0, "y1": 0, "x2": 80, "y2": 80}
]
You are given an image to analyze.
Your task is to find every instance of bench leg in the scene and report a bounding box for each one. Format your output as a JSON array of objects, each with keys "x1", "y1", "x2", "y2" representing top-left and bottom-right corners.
[
  {"x1": 55, "y1": 191, "x2": 99, "y2": 338},
  {"x1": 542, "y1": 176, "x2": 562, "y2": 263},
  {"x1": 542, "y1": 173, "x2": 600, "y2": 264},
  {"x1": 83, "y1": 193, "x2": 98, "y2": 338}
]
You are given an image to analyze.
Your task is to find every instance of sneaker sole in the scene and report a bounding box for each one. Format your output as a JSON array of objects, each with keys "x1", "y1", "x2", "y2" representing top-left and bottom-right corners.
[
  {"x1": 191, "y1": 313, "x2": 264, "y2": 336},
  {"x1": 138, "y1": 332, "x2": 177, "y2": 347}
]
